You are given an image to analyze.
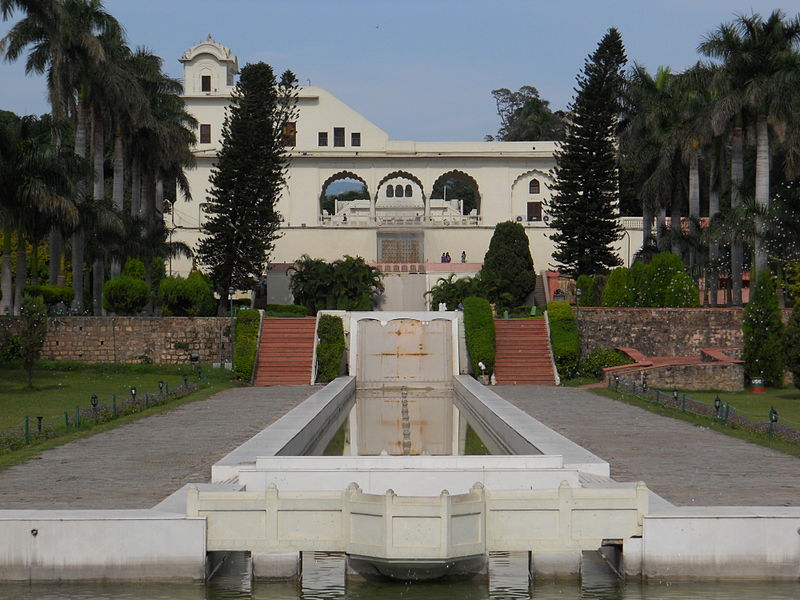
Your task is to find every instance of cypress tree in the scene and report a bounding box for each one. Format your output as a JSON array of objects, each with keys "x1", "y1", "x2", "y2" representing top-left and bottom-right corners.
[
  {"x1": 479, "y1": 221, "x2": 535, "y2": 310},
  {"x1": 196, "y1": 63, "x2": 298, "y2": 314},
  {"x1": 743, "y1": 271, "x2": 784, "y2": 387},
  {"x1": 548, "y1": 28, "x2": 627, "y2": 277}
]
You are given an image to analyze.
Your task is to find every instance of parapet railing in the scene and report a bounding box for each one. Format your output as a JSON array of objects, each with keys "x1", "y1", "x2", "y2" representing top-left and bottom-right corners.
[{"x1": 187, "y1": 480, "x2": 648, "y2": 557}]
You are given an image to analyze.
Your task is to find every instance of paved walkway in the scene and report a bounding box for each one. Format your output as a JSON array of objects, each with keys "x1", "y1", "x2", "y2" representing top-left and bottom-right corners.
[
  {"x1": 493, "y1": 385, "x2": 800, "y2": 507},
  {"x1": 0, "y1": 386, "x2": 316, "y2": 510}
]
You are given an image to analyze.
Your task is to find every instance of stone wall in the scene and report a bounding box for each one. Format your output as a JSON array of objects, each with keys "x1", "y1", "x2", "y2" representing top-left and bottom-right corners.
[
  {"x1": 0, "y1": 317, "x2": 233, "y2": 364},
  {"x1": 612, "y1": 363, "x2": 744, "y2": 392}
]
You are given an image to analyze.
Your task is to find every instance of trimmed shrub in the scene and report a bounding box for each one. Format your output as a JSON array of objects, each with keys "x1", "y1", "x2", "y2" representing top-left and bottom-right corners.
[
  {"x1": 316, "y1": 314, "x2": 345, "y2": 383},
  {"x1": 234, "y1": 309, "x2": 261, "y2": 381},
  {"x1": 22, "y1": 284, "x2": 74, "y2": 307},
  {"x1": 579, "y1": 348, "x2": 633, "y2": 379},
  {"x1": 785, "y1": 301, "x2": 800, "y2": 389},
  {"x1": 122, "y1": 258, "x2": 146, "y2": 280},
  {"x1": 463, "y1": 296, "x2": 496, "y2": 377},
  {"x1": 628, "y1": 260, "x2": 651, "y2": 306},
  {"x1": 648, "y1": 253, "x2": 700, "y2": 308},
  {"x1": 547, "y1": 301, "x2": 580, "y2": 379},
  {"x1": 265, "y1": 304, "x2": 308, "y2": 317},
  {"x1": 602, "y1": 267, "x2": 634, "y2": 307},
  {"x1": 480, "y1": 221, "x2": 535, "y2": 310},
  {"x1": 102, "y1": 276, "x2": 150, "y2": 315},
  {"x1": 158, "y1": 271, "x2": 216, "y2": 316},
  {"x1": 743, "y1": 271, "x2": 784, "y2": 387}
]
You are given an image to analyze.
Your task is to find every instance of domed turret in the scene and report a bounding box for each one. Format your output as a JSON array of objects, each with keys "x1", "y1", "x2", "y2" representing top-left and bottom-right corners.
[{"x1": 179, "y1": 34, "x2": 239, "y2": 95}]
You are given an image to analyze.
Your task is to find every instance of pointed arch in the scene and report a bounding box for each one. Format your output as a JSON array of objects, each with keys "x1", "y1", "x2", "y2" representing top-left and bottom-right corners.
[
  {"x1": 319, "y1": 171, "x2": 370, "y2": 215},
  {"x1": 431, "y1": 169, "x2": 481, "y2": 214},
  {"x1": 511, "y1": 169, "x2": 552, "y2": 191}
]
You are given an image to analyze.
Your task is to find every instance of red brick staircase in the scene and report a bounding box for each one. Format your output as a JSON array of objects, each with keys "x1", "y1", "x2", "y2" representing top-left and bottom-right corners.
[
  {"x1": 253, "y1": 317, "x2": 317, "y2": 386},
  {"x1": 493, "y1": 319, "x2": 557, "y2": 385}
]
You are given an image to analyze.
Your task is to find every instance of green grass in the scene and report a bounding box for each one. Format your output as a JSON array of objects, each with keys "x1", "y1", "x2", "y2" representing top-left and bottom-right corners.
[
  {"x1": 0, "y1": 361, "x2": 238, "y2": 469},
  {"x1": 684, "y1": 388, "x2": 800, "y2": 427},
  {"x1": 592, "y1": 387, "x2": 800, "y2": 459},
  {"x1": 464, "y1": 425, "x2": 490, "y2": 455}
]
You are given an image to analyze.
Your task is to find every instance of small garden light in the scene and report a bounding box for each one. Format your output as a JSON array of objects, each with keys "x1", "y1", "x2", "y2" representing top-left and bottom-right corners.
[
  {"x1": 672, "y1": 388, "x2": 678, "y2": 402},
  {"x1": 183, "y1": 373, "x2": 189, "y2": 387},
  {"x1": 642, "y1": 374, "x2": 648, "y2": 393},
  {"x1": 158, "y1": 381, "x2": 164, "y2": 394},
  {"x1": 769, "y1": 406, "x2": 778, "y2": 424},
  {"x1": 91, "y1": 394, "x2": 99, "y2": 408},
  {"x1": 130, "y1": 386, "x2": 137, "y2": 400},
  {"x1": 714, "y1": 395, "x2": 721, "y2": 414}
]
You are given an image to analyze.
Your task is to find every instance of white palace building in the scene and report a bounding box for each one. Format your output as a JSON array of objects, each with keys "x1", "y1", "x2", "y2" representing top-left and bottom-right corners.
[{"x1": 170, "y1": 36, "x2": 643, "y2": 309}]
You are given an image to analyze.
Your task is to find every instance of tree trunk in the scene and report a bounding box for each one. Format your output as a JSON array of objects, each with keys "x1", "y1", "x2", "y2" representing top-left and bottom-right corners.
[
  {"x1": 111, "y1": 129, "x2": 125, "y2": 279},
  {"x1": 688, "y1": 151, "x2": 700, "y2": 270},
  {"x1": 92, "y1": 110, "x2": 104, "y2": 204},
  {"x1": 708, "y1": 158, "x2": 720, "y2": 308},
  {"x1": 730, "y1": 125, "x2": 744, "y2": 306},
  {"x1": 142, "y1": 171, "x2": 155, "y2": 224},
  {"x1": 72, "y1": 97, "x2": 88, "y2": 313},
  {"x1": 155, "y1": 177, "x2": 164, "y2": 222},
  {"x1": 642, "y1": 203, "x2": 653, "y2": 250},
  {"x1": 92, "y1": 256, "x2": 104, "y2": 315},
  {"x1": 754, "y1": 114, "x2": 770, "y2": 275},
  {"x1": 130, "y1": 155, "x2": 141, "y2": 218},
  {"x1": 31, "y1": 237, "x2": 40, "y2": 285},
  {"x1": 671, "y1": 201, "x2": 681, "y2": 257},
  {"x1": 656, "y1": 206, "x2": 666, "y2": 248},
  {"x1": 14, "y1": 236, "x2": 26, "y2": 315},
  {"x1": 1, "y1": 227, "x2": 13, "y2": 316}
]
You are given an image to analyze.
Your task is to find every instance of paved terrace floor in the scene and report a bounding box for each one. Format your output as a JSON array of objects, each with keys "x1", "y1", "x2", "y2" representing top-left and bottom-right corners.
[
  {"x1": 0, "y1": 386, "x2": 316, "y2": 509},
  {"x1": 493, "y1": 385, "x2": 800, "y2": 507},
  {"x1": 0, "y1": 384, "x2": 797, "y2": 509}
]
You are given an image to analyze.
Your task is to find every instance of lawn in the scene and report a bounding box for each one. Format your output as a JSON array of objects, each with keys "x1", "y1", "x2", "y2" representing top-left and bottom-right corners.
[
  {"x1": 682, "y1": 387, "x2": 800, "y2": 429},
  {"x1": 0, "y1": 361, "x2": 237, "y2": 433}
]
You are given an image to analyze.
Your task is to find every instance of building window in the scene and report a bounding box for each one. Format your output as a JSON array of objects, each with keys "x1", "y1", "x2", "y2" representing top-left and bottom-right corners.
[
  {"x1": 395, "y1": 184, "x2": 404, "y2": 198},
  {"x1": 529, "y1": 179, "x2": 541, "y2": 194},
  {"x1": 351, "y1": 132, "x2": 361, "y2": 147},
  {"x1": 199, "y1": 124, "x2": 211, "y2": 144},
  {"x1": 333, "y1": 127, "x2": 345, "y2": 147},
  {"x1": 386, "y1": 185, "x2": 394, "y2": 198},
  {"x1": 527, "y1": 201, "x2": 542, "y2": 222},
  {"x1": 404, "y1": 184, "x2": 412, "y2": 197},
  {"x1": 318, "y1": 131, "x2": 328, "y2": 146},
  {"x1": 201, "y1": 75, "x2": 211, "y2": 92},
  {"x1": 282, "y1": 122, "x2": 297, "y2": 146}
]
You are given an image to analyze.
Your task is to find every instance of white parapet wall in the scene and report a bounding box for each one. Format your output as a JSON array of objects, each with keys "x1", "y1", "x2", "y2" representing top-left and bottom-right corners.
[{"x1": 0, "y1": 511, "x2": 206, "y2": 582}]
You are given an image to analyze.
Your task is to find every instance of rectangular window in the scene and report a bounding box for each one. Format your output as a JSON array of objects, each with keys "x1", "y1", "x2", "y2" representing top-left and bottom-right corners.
[
  {"x1": 333, "y1": 127, "x2": 345, "y2": 147},
  {"x1": 351, "y1": 132, "x2": 361, "y2": 147},
  {"x1": 527, "y1": 201, "x2": 542, "y2": 222},
  {"x1": 201, "y1": 75, "x2": 211, "y2": 92},
  {"x1": 199, "y1": 124, "x2": 211, "y2": 144},
  {"x1": 282, "y1": 121, "x2": 297, "y2": 146},
  {"x1": 318, "y1": 131, "x2": 328, "y2": 146}
]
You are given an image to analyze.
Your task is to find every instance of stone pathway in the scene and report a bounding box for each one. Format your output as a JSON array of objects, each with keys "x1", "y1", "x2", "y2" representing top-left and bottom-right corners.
[
  {"x1": 493, "y1": 385, "x2": 800, "y2": 507},
  {"x1": 0, "y1": 386, "x2": 316, "y2": 509}
]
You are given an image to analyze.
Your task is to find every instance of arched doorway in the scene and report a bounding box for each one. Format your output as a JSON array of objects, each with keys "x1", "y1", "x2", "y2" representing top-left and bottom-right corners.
[
  {"x1": 431, "y1": 170, "x2": 481, "y2": 216},
  {"x1": 319, "y1": 171, "x2": 370, "y2": 220}
]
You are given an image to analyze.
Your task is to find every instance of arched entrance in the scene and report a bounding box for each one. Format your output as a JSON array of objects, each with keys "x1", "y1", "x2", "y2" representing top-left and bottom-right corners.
[
  {"x1": 319, "y1": 171, "x2": 370, "y2": 221},
  {"x1": 431, "y1": 170, "x2": 481, "y2": 216}
]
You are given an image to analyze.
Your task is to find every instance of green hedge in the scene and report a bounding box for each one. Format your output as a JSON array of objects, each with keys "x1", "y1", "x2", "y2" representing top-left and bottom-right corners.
[
  {"x1": 579, "y1": 348, "x2": 633, "y2": 378},
  {"x1": 22, "y1": 284, "x2": 74, "y2": 307},
  {"x1": 315, "y1": 314, "x2": 345, "y2": 383},
  {"x1": 102, "y1": 276, "x2": 150, "y2": 315},
  {"x1": 233, "y1": 309, "x2": 261, "y2": 381},
  {"x1": 265, "y1": 304, "x2": 308, "y2": 317},
  {"x1": 547, "y1": 301, "x2": 580, "y2": 379},
  {"x1": 158, "y1": 271, "x2": 216, "y2": 316},
  {"x1": 463, "y1": 296, "x2": 495, "y2": 377}
]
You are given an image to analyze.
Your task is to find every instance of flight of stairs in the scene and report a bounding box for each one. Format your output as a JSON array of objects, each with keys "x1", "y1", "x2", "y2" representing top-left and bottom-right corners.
[
  {"x1": 252, "y1": 317, "x2": 317, "y2": 386},
  {"x1": 493, "y1": 319, "x2": 557, "y2": 385}
]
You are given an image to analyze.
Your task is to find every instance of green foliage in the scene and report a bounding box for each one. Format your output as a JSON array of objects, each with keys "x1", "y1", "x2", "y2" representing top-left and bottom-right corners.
[
  {"x1": 102, "y1": 276, "x2": 150, "y2": 316},
  {"x1": 158, "y1": 271, "x2": 216, "y2": 316},
  {"x1": 265, "y1": 304, "x2": 308, "y2": 317},
  {"x1": 426, "y1": 273, "x2": 482, "y2": 310},
  {"x1": 602, "y1": 267, "x2": 635, "y2": 307},
  {"x1": 489, "y1": 86, "x2": 564, "y2": 141},
  {"x1": 0, "y1": 335, "x2": 21, "y2": 361},
  {"x1": 547, "y1": 301, "x2": 580, "y2": 378},
  {"x1": 463, "y1": 297, "x2": 496, "y2": 377},
  {"x1": 315, "y1": 314, "x2": 345, "y2": 383},
  {"x1": 19, "y1": 295, "x2": 47, "y2": 387},
  {"x1": 549, "y1": 29, "x2": 627, "y2": 277},
  {"x1": 627, "y1": 261, "x2": 652, "y2": 306},
  {"x1": 579, "y1": 348, "x2": 633, "y2": 379},
  {"x1": 648, "y1": 253, "x2": 700, "y2": 308},
  {"x1": 480, "y1": 221, "x2": 535, "y2": 310},
  {"x1": 21, "y1": 285, "x2": 74, "y2": 307},
  {"x1": 576, "y1": 274, "x2": 605, "y2": 306},
  {"x1": 122, "y1": 258, "x2": 146, "y2": 280},
  {"x1": 197, "y1": 63, "x2": 298, "y2": 298},
  {"x1": 289, "y1": 254, "x2": 383, "y2": 313},
  {"x1": 233, "y1": 309, "x2": 261, "y2": 381},
  {"x1": 785, "y1": 302, "x2": 800, "y2": 389},
  {"x1": 743, "y1": 271, "x2": 784, "y2": 387}
]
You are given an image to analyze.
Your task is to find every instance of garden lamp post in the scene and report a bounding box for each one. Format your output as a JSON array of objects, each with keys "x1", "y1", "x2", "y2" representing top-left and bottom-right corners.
[
  {"x1": 91, "y1": 394, "x2": 99, "y2": 418},
  {"x1": 714, "y1": 395, "x2": 721, "y2": 414},
  {"x1": 228, "y1": 287, "x2": 234, "y2": 317},
  {"x1": 158, "y1": 381, "x2": 164, "y2": 396},
  {"x1": 130, "y1": 387, "x2": 137, "y2": 402},
  {"x1": 768, "y1": 406, "x2": 778, "y2": 439}
]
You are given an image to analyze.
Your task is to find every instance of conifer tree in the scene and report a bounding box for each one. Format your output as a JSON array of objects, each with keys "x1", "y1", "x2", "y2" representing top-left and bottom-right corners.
[
  {"x1": 479, "y1": 221, "x2": 535, "y2": 309},
  {"x1": 548, "y1": 28, "x2": 627, "y2": 277},
  {"x1": 743, "y1": 271, "x2": 784, "y2": 387},
  {"x1": 196, "y1": 62, "x2": 298, "y2": 314}
]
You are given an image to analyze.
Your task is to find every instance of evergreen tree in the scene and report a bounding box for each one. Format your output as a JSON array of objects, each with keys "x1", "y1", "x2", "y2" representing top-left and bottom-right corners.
[
  {"x1": 196, "y1": 62, "x2": 298, "y2": 314},
  {"x1": 479, "y1": 221, "x2": 535, "y2": 310},
  {"x1": 548, "y1": 28, "x2": 627, "y2": 277},
  {"x1": 743, "y1": 271, "x2": 784, "y2": 387}
]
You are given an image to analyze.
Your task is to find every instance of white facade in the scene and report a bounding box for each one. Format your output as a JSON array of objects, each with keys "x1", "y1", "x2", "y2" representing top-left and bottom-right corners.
[{"x1": 171, "y1": 36, "x2": 643, "y2": 301}]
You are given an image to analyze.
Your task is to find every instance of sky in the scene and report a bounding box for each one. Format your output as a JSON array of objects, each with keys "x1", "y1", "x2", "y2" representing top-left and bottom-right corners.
[{"x1": 1, "y1": 1, "x2": 798, "y2": 141}]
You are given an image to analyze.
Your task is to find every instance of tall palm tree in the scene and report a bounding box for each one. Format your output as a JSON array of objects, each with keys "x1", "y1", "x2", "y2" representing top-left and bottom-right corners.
[{"x1": 700, "y1": 10, "x2": 800, "y2": 275}]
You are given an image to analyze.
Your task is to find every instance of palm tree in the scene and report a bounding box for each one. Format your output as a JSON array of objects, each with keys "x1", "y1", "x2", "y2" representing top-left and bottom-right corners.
[{"x1": 700, "y1": 10, "x2": 800, "y2": 275}]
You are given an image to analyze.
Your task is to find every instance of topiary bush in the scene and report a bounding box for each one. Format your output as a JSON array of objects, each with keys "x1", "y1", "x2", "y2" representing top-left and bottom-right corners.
[
  {"x1": 743, "y1": 271, "x2": 784, "y2": 387},
  {"x1": 234, "y1": 309, "x2": 261, "y2": 381},
  {"x1": 22, "y1": 284, "x2": 74, "y2": 307},
  {"x1": 122, "y1": 258, "x2": 146, "y2": 280},
  {"x1": 158, "y1": 271, "x2": 216, "y2": 316},
  {"x1": 102, "y1": 276, "x2": 150, "y2": 315},
  {"x1": 463, "y1": 296, "x2": 495, "y2": 377},
  {"x1": 647, "y1": 253, "x2": 700, "y2": 308},
  {"x1": 602, "y1": 267, "x2": 634, "y2": 307},
  {"x1": 785, "y1": 300, "x2": 800, "y2": 389},
  {"x1": 316, "y1": 314, "x2": 345, "y2": 383},
  {"x1": 547, "y1": 300, "x2": 580, "y2": 379},
  {"x1": 579, "y1": 348, "x2": 633, "y2": 379},
  {"x1": 479, "y1": 221, "x2": 535, "y2": 310}
]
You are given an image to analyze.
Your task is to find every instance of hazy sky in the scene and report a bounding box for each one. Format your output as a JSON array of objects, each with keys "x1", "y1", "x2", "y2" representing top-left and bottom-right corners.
[{"x1": 1, "y1": 1, "x2": 797, "y2": 141}]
